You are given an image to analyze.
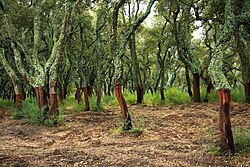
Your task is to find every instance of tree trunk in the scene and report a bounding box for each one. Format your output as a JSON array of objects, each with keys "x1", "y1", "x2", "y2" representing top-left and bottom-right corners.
[
  {"x1": 204, "y1": 81, "x2": 213, "y2": 102},
  {"x1": 243, "y1": 83, "x2": 250, "y2": 103},
  {"x1": 58, "y1": 86, "x2": 64, "y2": 102},
  {"x1": 49, "y1": 94, "x2": 58, "y2": 115},
  {"x1": 75, "y1": 88, "x2": 82, "y2": 104},
  {"x1": 107, "y1": 82, "x2": 111, "y2": 96},
  {"x1": 96, "y1": 88, "x2": 102, "y2": 107},
  {"x1": 185, "y1": 66, "x2": 193, "y2": 100},
  {"x1": 114, "y1": 84, "x2": 132, "y2": 130},
  {"x1": 88, "y1": 85, "x2": 93, "y2": 97},
  {"x1": 35, "y1": 86, "x2": 48, "y2": 110},
  {"x1": 49, "y1": 79, "x2": 59, "y2": 115},
  {"x1": 15, "y1": 94, "x2": 22, "y2": 110},
  {"x1": 135, "y1": 85, "x2": 143, "y2": 104},
  {"x1": 193, "y1": 73, "x2": 201, "y2": 103},
  {"x1": 83, "y1": 87, "x2": 90, "y2": 111},
  {"x1": 217, "y1": 89, "x2": 235, "y2": 155}
]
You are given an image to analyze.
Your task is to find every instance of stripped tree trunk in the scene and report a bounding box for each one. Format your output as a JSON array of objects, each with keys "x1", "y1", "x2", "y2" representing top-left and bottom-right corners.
[
  {"x1": 193, "y1": 73, "x2": 201, "y2": 103},
  {"x1": 35, "y1": 86, "x2": 48, "y2": 110},
  {"x1": 48, "y1": 79, "x2": 58, "y2": 115},
  {"x1": 217, "y1": 89, "x2": 235, "y2": 154},
  {"x1": 114, "y1": 84, "x2": 132, "y2": 129}
]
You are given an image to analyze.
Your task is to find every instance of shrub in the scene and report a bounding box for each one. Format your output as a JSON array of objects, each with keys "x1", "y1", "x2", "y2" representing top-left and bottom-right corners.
[
  {"x1": 0, "y1": 99, "x2": 14, "y2": 109},
  {"x1": 12, "y1": 98, "x2": 64, "y2": 127},
  {"x1": 165, "y1": 87, "x2": 191, "y2": 105},
  {"x1": 234, "y1": 129, "x2": 250, "y2": 154}
]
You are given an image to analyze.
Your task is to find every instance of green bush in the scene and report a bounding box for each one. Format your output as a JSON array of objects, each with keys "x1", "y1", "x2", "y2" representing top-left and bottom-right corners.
[
  {"x1": 59, "y1": 95, "x2": 85, "y2": 113},
  {"x1": 231, "y1": 88, "x2": 245, "y2": 103},
  {"x1": 165, "y1": 87, "x2": 191, "y2": 105},
  {"x1": 12, "y1": 98, "x2": 64, "y2": 127},
  {"x1": 234, "y1": 129, "x2": 250, "y2": 154},
  {"x1": 0, "y1": 99, "x2": 14, "y2": 109}
]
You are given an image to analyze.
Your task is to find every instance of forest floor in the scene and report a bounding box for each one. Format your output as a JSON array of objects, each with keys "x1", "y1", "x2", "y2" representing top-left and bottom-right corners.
[{"x1": 0, "y1": 102, "x2": 249, "y2": 167}]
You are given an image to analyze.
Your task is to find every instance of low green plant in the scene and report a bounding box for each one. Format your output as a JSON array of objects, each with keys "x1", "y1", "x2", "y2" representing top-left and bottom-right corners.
[
  {"x1": 12, "y1": 98, "x2": 64, "y2": 127},
  {"x1": 110, "y1": 114, "x2": 145, "y2": 135},
  {"x1": 207, "y1": 145, "x2": 221, "y2": 156},
  {"x1": 234, "y1": 129, "x2": 250, "y2": 154},
  {"x1": 206, "y1": 127, "x2": 250, "y2": 155},
  {"x1": 231, "y1": 88, "x2": 245, "y2": 103},
  {"x1": 143, "y1": 93, "x2": 162, "y2": 105},
  {"x1": 0, "y1": 99, "x2": 14, "y2": 109},
  {"x1": 165, "y1": 87, "x2": 191, "y2": 105},
  {"x1": 59, "y1": 95, "x2": 85, "y2": 113}
]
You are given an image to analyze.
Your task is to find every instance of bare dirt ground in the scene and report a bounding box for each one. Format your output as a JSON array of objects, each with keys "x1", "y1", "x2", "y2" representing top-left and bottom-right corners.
[{"x1": 0, "y1": 102, "x2": 249, "y2": 167}]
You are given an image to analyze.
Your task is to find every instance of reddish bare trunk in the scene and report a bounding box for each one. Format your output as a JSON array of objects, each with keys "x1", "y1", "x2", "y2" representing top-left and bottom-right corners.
[
  {"x1": 193, "y1": 73, "x2": 201, "y2": 103},
  {"x1": 96, "y1": 88, "x2": 102, "y2": 106},
  {"x1": 135, "y1": 85, "x2": 143, "y2": 104},
  {"x1": 75, "y1": 88, "x2": 82, "y2": 104},
  {"x1": 35, "y1": 86, "x2": 48, "y2": 110},
  {"x1": 83, "y1": 87, "x2": 90, "y2": 111},
  {"x1": 49, "y1": 94, "x2": 59, "y2": 115},
  {"x1": 217, "y1": 89, "x2": 235, "y2": 155},
  {"x1": 15, "y1": 94, "x2": 22, "y2": 110},
  {"x1": 88, "y1": 86, "x2": 93, "y2": 97},
  {"x1": 243, "y1": 83, "x2": 250, "y2": 103},
  {"x1": 114, "y1": 84, "x2": 132, "y2": 130}
]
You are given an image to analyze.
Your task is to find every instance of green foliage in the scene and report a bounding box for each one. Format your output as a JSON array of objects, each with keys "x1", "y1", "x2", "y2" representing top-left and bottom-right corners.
[
  {"x1": 12, "y1": 98, "x2": 63, "y2": 127},
  {"x1": 0, "y1": 99, "x2": 14, "y2": 109},
  {"x1": 207, "y1": 145, "x2": 221, "y2": 156},
  {"x1": 143, "y1": 93, "x2": 162, "y2": 105},
  {"x1": 110, "y1": 114, "x2": 145, "y2": 135},
  {"x1": 59, "y1": 95, "x2": 85, "y2": 113},
  {"x1": 234, "y1": 129, "x2": 250, "y2": 155},
  {"x1": 102, "y1": 95, "x2": 118, "y2": 106},
  {"x1": 231, "y1": 88, "x2": 245, "y2": 104},
  {"x1": 123, "y1": 91, "x2": 137, "y2": 104},
  {"x1": 206, "y1": 127, "x2": 250, "y2": 156},
  {"x1": 165, "y1": 87, "x2": 191, "y2": 105}
]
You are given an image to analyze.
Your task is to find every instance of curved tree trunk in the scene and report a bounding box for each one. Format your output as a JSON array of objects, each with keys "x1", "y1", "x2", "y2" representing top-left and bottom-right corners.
[
  {"x1": 114, "y1": 84, "x2": 132, "y2": 130},
  {"x1": 217, "y1": 89, "x2": 235, "y2": 154}
]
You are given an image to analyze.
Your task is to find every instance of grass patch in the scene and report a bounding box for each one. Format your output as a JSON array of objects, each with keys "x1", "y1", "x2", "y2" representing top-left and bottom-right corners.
[
  {"x1": 110, "y1": 114, "x2": 145, "y2": 136},
  {"x1": 12, "y1": 98, "x2": 64, "y2": 127},
  {"x1": 234, "y1": 129, "x2": 250, "y2": 155},
  {"x1": 206, "y1": 127, "x2": 250, "y2": 156},
  {"x1": 0, "y1": 99, "x2": 14, "y2": 109}
]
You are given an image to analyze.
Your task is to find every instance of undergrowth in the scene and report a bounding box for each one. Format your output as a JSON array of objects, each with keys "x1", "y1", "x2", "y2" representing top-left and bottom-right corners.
[
  {"x1": 206, "y1": 128, "x2": 250, "y2": 156},
  {"x1": 12, "y1": 98, "x2": 64, "y2": 127},
  {"x1": 110, "y1": 114, "x2": 145, "y2": 135}
]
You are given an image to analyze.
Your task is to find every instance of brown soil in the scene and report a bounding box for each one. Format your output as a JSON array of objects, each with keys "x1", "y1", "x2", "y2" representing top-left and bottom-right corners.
[{"x1": 0, "y1": 103, "x2": 249, "y2": 167}]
